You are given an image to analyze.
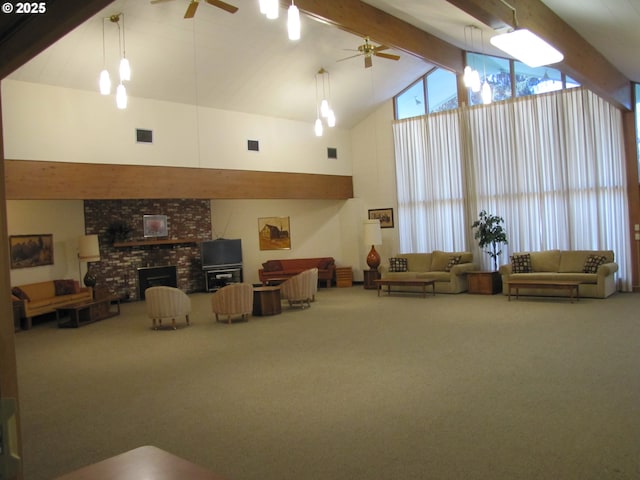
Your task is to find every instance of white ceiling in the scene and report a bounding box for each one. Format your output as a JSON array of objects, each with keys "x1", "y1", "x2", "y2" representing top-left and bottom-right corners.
[{"x1": 7, "y1": 0, "x2": 639, "y2": 129}]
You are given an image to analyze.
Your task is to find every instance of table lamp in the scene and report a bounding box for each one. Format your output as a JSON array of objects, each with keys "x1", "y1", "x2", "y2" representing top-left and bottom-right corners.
[{"x1": 78, "y1": 234, "x2": 101, "y2": 289}]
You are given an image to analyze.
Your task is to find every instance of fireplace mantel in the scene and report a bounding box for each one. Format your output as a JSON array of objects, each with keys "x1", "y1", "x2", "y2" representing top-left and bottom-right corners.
[{"x1": 113, "y1": 238, "x2": 202, "y2": 248}]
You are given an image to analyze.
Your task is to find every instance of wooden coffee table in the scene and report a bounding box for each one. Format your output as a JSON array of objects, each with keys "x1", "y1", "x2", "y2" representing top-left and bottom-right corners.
[
  {"x1": 56, "y1": 296, "x2": 120, "y2": 328},
  {"x1": 508, "y1": 279, "x2": 581, "y2": 303},
  {"x1": 375, "y1": 278, "x2": 436, "y2": 298}
]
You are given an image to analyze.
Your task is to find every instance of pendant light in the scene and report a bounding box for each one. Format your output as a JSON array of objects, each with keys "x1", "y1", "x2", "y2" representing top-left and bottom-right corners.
[
  {"x1": 118, "y1": 13, "x2": 131, "y2": 81},
  {"x1": 99, "y1": 20, "x2": 111, "y2": 95},
  {"x1": 480, "y1": 29, "x2": 492, "y2": 104},
  {"x1": 287, "y1": 1, "x2": 300, "y2": 41}
]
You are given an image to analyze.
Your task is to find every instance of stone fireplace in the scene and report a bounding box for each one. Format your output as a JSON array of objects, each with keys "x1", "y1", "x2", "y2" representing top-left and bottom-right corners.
[{"x1": 84, "y1": 199, "x2": 211, "y2": 300}]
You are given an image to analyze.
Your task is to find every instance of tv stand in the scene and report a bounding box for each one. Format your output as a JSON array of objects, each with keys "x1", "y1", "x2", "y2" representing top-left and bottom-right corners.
[{"x1": 204, "y1": 265, "x2": 243, "y2": 292}]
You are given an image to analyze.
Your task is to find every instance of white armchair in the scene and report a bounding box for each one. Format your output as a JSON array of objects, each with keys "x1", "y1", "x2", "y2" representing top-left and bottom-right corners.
[
  {"x1": 145, "y1": 286, "x2": 191, "y2": 330},
  {"x1": 280, "y1": 268, "x2": 317, "y2": 309},
  {"x1": 211, "y1": 283, "x2": 254, "y2": 324}
]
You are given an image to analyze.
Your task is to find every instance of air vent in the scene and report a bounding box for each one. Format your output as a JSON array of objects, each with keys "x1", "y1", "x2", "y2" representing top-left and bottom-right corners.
[
  {"x1": 136, "y1": 129, "x2": 153, "y2": 144},
  {"x1": 327, "y1": 147, "x2": 338, "y2": 159},
  {"x1": 248, "y1": 140, "x2": 259, "y2": 151}
]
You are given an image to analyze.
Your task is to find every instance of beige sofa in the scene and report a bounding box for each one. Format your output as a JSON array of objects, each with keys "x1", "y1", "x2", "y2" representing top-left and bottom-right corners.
[
  {"x1": 499, "y1": 250, "x2": 618, "y2": 299},
  {"x1": 12, "y1": 279, "x2": 93, "y2": 329},
  {"x1": 380, "y1": 251, "x2": 478, "y2": 293}
]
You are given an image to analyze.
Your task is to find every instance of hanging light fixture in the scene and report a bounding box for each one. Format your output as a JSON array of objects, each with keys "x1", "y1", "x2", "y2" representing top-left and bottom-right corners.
[
  {"x1": 117, "y1": 13, "x2": 131, "y2": 81},
  {"x1": 287, "y1": 1, "x2": 300, "y2": 41},
  {"x1": 264, "y1": 0, "x2": 278, "y2": 19},
  {"x1": 314, "y1": 71, "x2": 323, "y2": 136},
  {"x1": 313, "y1": 68, "x2": 336, "y2": 136},
  {"x1": 489, "y1": 0, "x2": 563, "y2": 67},
  {"x1": 463, "y1": 26, "x2": 481, "y2": 93},
  {"x1": 98, "y1": 13, "x2": 132, "y2": 109},
  {"x1": 99, "y1": 19, "x2": 111, "y2": 95}
]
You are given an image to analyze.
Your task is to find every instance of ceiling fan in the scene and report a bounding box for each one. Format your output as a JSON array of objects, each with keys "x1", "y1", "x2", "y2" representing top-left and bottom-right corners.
[
  {"x1": 150, "y1": 0, "x2": 238, "y2": 19},
  {"x1": 337, "y1": 37, "x2": 400, "y2": 68}
]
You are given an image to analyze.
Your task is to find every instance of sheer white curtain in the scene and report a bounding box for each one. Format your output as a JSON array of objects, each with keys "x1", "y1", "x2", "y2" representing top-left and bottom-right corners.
[
  {"x1": 393, "y1": 111, "x2": 467, "y2": 253},
  {"x1": 393, "y1": 88, "x2": 631, "y2": 290}
]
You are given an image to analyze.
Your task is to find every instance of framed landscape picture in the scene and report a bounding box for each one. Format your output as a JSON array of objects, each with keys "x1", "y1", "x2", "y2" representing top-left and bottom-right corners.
[
  {"x1": 368, "y1": 208, "x2": 394, "y2": 228},
  {"x1": 10, "y1": 234, "x2": 54, "y2": 269},
  {"x1": 258, "y1": 216, "x2": 291, "y2": 250}
]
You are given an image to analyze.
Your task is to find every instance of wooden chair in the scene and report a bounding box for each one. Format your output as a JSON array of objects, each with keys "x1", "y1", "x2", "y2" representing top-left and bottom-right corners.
[
  {"x1": 145, "y1": 286, "x2": 191, "y2": 330},
  {"x1": 210, "y1": 283, "x2": 253, "y2": 324}
]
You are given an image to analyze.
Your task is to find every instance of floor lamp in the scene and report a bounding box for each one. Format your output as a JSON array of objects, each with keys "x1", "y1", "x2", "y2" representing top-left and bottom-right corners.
[
  {"x1": 78, "y1": 234, "x2": 101, "y2": 294},
  {"x1": 363, "y1": 219, "x2": 382, "y2": 270}
]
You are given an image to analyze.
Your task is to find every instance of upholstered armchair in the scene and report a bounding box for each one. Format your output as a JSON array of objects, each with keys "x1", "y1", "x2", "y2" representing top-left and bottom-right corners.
[
  {"x1": 145, "y1": 286, "x2": 191, "y2": 330},
  {"x1": 280, "y1": 268, "x2": 317, "y2": 309},
  {"x1": 210, "y1": 283, "x2": 254, "y2": 324}
]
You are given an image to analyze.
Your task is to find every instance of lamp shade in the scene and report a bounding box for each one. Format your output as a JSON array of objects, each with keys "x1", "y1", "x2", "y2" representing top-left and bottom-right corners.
[
  {"x1": 78, "y1": 235, "x2": 100, "y2": 262},
  {"x1": 363, "y1": 219, "x2": 382, "y2": 246}
]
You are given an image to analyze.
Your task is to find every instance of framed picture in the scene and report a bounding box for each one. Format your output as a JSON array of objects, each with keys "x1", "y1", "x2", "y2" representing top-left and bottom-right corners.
[
  {"x1": 258, "y1": 216, "x2": 291, "y2": 250},
  {"x1": 10, "y1": 234, "x2": 54, "y2": 269},
  {"x1": 368, "y1": 208, "x2": 394, "y2": 228},
  {"x1": 143, "y1": 215, "x2": 168, "y2": 238}
]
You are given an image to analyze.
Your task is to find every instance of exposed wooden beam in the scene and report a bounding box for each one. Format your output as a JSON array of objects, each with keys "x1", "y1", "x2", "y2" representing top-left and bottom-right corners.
[
  {"x1": 0, "y1": 0, "x2": 113, "y2": 80},
  {"x1": 446, "y1": 0, "x2": 631, "y2": 110},
  {"x1": 286, "y1": 0, "x2": 465, "y2": 73},
  {"x1": 4, "y1": 160, "x2": 354, "y2": 200}
]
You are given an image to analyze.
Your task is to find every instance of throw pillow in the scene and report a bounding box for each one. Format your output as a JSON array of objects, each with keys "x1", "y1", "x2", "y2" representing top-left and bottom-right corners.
[
  {"x1": 511, "y1": 253, "x2": 532, "y2": 273},
  {"x1": 318, "y1": 259, "x2": 334, "y2": 270},
  {"x1": 262, "y1": 260, "x2": 282, "y2": 272},
  {"x1": 388, "y1": 257, "x2": 408, "y2": 272},
  {"x1": 11, "y1": 287, "x2": 30, "y2": 301},
  {"x1": 54, "y1": 279, "x2": 76, "y2": 296},
  {"x1": 445, "y1": 255, "x2": 461, "y2": 272},
  {"x1": 583, "y1": 254, "x2": 607, "y2": 273}
]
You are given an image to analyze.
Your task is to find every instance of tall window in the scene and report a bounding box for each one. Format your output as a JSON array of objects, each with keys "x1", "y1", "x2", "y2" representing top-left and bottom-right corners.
[
  {"x1": 395, "y1": 68, "x2": 458, "y2": 120},
  {"x1": 467, "y1": 53, "x2": 511, "y2": 105},
  {"x1": 393, "y1": 88, "x2": 631, "y2": 291}
]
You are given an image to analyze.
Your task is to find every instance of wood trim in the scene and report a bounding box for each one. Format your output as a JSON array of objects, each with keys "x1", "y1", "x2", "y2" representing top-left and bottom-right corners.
[
  {"x1": 0, "y1": 0, "x2": 113, "y2": 80},
  {"x1": 622, "y1": 111, "x2": 640, "y2": 290},
  {"x1": 4, "y1": 160, "x2": 354, "y2": 200},
  {"x1": 447, "y1": 0, "x2": 631, "y2": 110},
  {"x1": 288, "y1": 0, "x2": 465, "y2": 73}
]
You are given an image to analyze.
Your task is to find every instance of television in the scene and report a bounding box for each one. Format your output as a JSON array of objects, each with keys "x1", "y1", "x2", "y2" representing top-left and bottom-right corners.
[{"x1": 201, "y1": 239, "x2": 242, "y2": 269}]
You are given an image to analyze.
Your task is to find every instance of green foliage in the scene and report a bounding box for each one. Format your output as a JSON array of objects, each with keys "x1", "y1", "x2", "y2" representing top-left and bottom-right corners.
[{"x1": 471, "y1": 210, "x2": 508, "y2": 271}]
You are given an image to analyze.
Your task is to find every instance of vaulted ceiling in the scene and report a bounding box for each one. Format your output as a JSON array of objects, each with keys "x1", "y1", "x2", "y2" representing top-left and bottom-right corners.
[{"x1": 1, "y1": 0, "x2": 638, "y2": 131}]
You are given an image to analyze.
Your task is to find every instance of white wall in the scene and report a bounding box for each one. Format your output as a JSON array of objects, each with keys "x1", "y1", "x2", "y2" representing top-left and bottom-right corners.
[
  {"x1": 6, "y1": 200, "x2": 86, "y2": 286},
  {"x1": 3, "y1": 81, "x2": 403, "y2": 287},
  {"x1": 1, "y1": 80, "x2": 352, "y2": 176}
]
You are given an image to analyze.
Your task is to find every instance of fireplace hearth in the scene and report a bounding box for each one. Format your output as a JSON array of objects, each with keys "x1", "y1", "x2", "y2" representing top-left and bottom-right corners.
[{"x1": 138, "y1": 265, "x2": 178, "y2": 299}]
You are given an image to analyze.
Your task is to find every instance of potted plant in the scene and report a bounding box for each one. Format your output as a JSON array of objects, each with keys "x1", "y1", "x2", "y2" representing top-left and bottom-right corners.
[{"x1": 471, "y1": 210, "x2": 508, "y2": 272}]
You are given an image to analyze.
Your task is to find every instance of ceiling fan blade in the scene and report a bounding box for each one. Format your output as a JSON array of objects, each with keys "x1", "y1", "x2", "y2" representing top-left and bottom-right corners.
[
  {"x1": 373, "y1": 45, "x2": 390, "y2": 53},
  {"x1": 374, "y1": 52, "x2": 400, "y2": 61},
  {"x1": 364, "y1": 56, "x2": 373, "y2": 68},
  {"x1": 336, "y1": 53, "x2": 363, "y2": 63},
  {"x1": 150, "y1": 0, "x2": 175, "y2": 4},
  {"x1": 206, "y1": 0, "x2": 238, "y2": 13},
  {"x1": 184, "y1": 1, "x2": 199, "y2": 18}
]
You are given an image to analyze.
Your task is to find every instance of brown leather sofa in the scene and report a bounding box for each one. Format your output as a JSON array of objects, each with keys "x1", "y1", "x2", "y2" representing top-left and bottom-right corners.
[
  {"x1": 259, "y1": 257, "x2": 336, "y2": 287},
  {"x1": 12, "y1": 279, "x2": 93, "y2": 329}
]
